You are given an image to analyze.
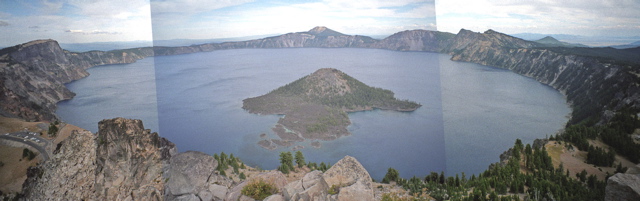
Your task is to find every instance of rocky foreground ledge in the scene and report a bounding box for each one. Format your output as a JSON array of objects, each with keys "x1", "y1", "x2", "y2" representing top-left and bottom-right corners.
[{"x1": 18, "y1": 118, "x2": 378, "y2": 201}]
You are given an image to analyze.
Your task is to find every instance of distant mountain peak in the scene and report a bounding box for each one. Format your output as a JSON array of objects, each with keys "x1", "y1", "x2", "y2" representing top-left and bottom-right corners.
[
  {"x1": 534, "y1": 36, "x2": 588, "y2": 47},
  {"x1": 308, "y1": 26, "x2": 328, "y2": 33},
  {"x1": 307, "y1": 26, "x2": 345, "y2": 37},
  {"x1": 23, "y1": 39, "x2": 57, "y2": 46},
  {"x1": 484, "y1": 29, "x2": 498, "y2": 34},
  {"x1": 536, "y1": 36, "x2": 561, "y2": 43}
]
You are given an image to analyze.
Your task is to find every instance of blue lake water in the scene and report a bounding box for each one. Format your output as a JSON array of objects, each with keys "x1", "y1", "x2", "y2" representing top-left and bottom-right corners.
[
  {"x1": 56, "y1": 58, "x2": 159, "y2": 133},
  {"x1": 56, "y1": 48, "x2": 569, "y2": 179}
]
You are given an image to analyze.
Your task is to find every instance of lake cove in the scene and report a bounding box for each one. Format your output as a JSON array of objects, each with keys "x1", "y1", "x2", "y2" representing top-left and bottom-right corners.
[{"x1": 56, "y1": 48, "x2": 569, "y2": 179}]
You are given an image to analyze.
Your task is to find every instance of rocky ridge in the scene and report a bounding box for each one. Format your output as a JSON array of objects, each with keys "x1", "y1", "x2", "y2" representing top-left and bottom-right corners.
[
  {"x1": 18, "y1": 118, "x2": 378, "y2": 201},
  {"x1": 21, "y1": 118, "x2": 176, "y2": 200},
  {"x1": 443, "y1": 29, "x2": 640, "y2": 124},
  {"x1": 0, "y1": 40, "x2": 153, "y2": 122}
]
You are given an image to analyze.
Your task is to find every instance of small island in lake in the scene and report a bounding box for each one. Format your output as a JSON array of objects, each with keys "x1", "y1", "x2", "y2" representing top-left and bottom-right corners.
[{"x1": 243, "y1": 68, "x2": 421, "y2": 150}]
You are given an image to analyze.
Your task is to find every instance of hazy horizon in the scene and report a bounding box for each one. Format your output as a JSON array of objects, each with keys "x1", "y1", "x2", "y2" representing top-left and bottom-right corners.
[
  {"x1": 2, "y1": 0, "x2": 639, "y2": 47},
  {"x1": 6, "y1": 27, "x2": 640, "y2": 51}
]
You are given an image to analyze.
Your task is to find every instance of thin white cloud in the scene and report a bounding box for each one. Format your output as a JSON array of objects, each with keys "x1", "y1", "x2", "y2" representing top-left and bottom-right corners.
[
  {"x1": 436, "y1": 0, "x2": 640, "y2": 37},
  {"x1": 25, "y1": 0, "x2": 64, "y2": 14},
  {"x1": 65, "y1": 29, "x2": 121, "y2": 35},
  {"x1": 42, "y1": 0, "x2": 64, "y2": 11},
  {"x1": 151, "y1": 0, "x2": 254, "y2": 14},
  {"x1": 66, "y1": 0, "x2": 149, "y2": 17},
  {"x1": 0, "y1": 0, "x2": 153, "y2": 46},
  {"x1": 61, "y1": 0, "x2": 153, "y2": 41},
  {"x1": 0, "y1": 21, "x2": 9, "y2": 26},
  {"x1": 322, "y1": 0, "x2": 429, "y2": 9}
]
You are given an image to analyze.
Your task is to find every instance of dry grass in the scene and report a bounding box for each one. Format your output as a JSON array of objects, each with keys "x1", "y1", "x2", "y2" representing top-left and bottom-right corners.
[
  {"x1": 0, "y1": 117, "x2": 81, "y2": 194},
  {"x1": 283, "y1": 166, "x2": 312, "y2": 183},
  {"x1": 54, "y1": 123, "x2": 85, "y2": 144},
  {"x1": 545, "y1": 140, "x2": 638, "y2": 181},
  {"x1": 546, "y1": 141, "x2": 564, "y2": 169},
  {"x1": 0, "y1": 116, "x2": 45, "y2": 134},
  {"x1": 0, "y1": 145, "x2": 42, "y2": 193}
]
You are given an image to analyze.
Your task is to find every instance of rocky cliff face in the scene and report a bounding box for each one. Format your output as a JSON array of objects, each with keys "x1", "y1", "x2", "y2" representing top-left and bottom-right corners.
[
  {"x1": 165, "y1": 151, "x2": 234, "y2": 201},
  {"x1": 21, "y1": 117, "x2": 176, "y2": 200},
  {"x1": 21, "y1": 129, "x2": 97, "y2": 199},
  {"x1": 0, "y1": 40, "x2": 154, "y2": 122},
  {"x1": 444, "y1": 29, "x2": 640, "y2": 124},
  {"x1": 0, "y1": 40, "x2": 82, "y2": 121}
]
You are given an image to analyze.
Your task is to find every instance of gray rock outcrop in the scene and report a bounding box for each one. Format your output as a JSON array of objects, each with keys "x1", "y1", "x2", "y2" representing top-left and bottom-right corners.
[
  {"x1": 21, "y1": 117, "x2": 176, "y2": 200},
  {"x1": 283, "y1": 156, "x2": 375, "y2": 201},
  {"x1": 284, "y1": 170, "x2": 330, "y2": 201},
  {"x1": 322, "y1": 155, "x2": 374, "y2": 201},
  {"x1": 21, "y1": 130, "x2": 97, "y2": 199},
  {"x1": 605, "y1": 173, "x2": 640, "y2": 201},
  {"x1": 19, "y1": 117, "x2": 379, "y2": 201},
  {"x1": 322, "y1": 156, "x2": 373, "y2": 189},
  {"x1": 165, "y1": 151, "x2": 232, "y2": 201}
]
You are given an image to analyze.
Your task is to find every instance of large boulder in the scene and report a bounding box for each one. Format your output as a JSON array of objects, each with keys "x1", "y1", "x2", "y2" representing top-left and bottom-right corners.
[
  {"x1": 322, "y1": 156, "x2": 374, "y2": 200},
  {"x1": 165, "y1": 151, "x2": 218, "y2": 200},
  {"x1": 284, "y1": 170, "x2": 330, "y2": 200},
  {"x1": 336, "y1": 180, "x2": 374, "y2": 201},
  {"x1": 605, "y1": 173, "x2": 640, "y2": 201},
  {"x1": 284, "y1": 156, "x2": 375, "y2": 201}
]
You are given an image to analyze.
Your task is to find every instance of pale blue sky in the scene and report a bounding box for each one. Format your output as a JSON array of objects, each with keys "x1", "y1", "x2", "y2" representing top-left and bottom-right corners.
[
  {"x1": 437, "y1": 0, "x2": 640, "y2": 38},
  {"x1": 0, "y1": 0, "x2": 638, "y2": 47},
  {"x1": 150, "y1": 0, "x2": 436, "y2": 40}
]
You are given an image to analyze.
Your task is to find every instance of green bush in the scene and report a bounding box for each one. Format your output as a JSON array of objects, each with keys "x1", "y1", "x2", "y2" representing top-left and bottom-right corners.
[
  {"x1": 382, "y1": 168, "x2": 400, "y2": 183},
  {"x1": 241, "y1": 179, "x2": 278, "y2": 200},
  {"x1": 22, "y1": 148, "x2": 37, "y2": 161},
  {"x1": 48, "y1": 122, "x2": 58, "y2": 137},
  {"x1": 328, "y1": 184, "x2": 340, "y2": 195}
]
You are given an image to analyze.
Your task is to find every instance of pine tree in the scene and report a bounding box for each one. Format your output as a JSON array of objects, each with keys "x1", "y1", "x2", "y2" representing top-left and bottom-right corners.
[
  {"x1": 279, "y1": 152, "x2": 294, "y2": 172},
  {"x1": 319, "y1": 162, "x2": 328, "y2": 172},
  {"x1": 295, "y1": 151, "x2": 305, "y2": 168},
  {"x1": 382, "y1": 168, "x2": 400, "y2": 184}
]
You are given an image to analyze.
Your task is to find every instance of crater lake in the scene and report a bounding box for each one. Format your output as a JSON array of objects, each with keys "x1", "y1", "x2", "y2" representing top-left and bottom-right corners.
[{"x1": 56, "y1": 48, "x2": 570, "y2": 179}]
